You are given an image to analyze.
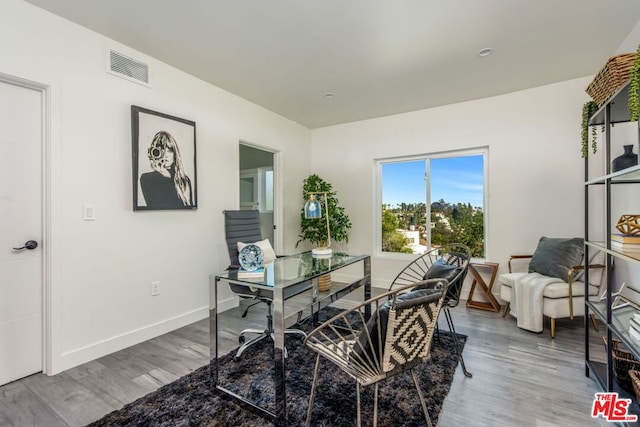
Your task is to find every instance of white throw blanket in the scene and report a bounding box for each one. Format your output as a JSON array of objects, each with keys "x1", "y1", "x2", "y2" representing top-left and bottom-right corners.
[{"x1": 510, "y1": 272, "x2": 563, "y2": 333}]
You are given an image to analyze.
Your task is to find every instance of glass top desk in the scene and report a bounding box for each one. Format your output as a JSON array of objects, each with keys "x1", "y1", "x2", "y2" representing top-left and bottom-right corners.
[{"x1": 209, "y1": 251, "x2": 371, "y2": 425}]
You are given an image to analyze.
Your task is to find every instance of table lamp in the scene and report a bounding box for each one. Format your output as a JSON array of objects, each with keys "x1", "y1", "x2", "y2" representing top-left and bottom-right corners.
[{"x1": 304, "y1": 192, "x2": 332, "y2": 256}]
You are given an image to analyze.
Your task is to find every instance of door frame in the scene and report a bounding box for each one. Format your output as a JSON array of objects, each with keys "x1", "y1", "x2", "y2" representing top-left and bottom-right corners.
[
  {"x1": 238, "y1": 141, "x2": 282, "y2": 254},
  {"x1": 0, "y1": 71, "x2": 51, "y2": 376}
]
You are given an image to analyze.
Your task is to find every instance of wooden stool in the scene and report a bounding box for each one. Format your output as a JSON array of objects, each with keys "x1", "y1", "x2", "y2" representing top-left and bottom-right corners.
[{"x1": 466, "y1": 262, "x2": 500, "y2": 312}]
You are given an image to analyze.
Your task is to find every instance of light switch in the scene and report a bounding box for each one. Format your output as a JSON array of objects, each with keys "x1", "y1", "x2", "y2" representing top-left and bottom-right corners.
[{"x1": 83, "y1": 204, "x2": 96, "y2": 221}]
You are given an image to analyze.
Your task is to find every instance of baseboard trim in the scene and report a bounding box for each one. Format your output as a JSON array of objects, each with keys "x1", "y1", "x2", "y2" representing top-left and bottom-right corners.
[
  {"x1": 55, "y1": 304, "x2": 217, "y2": 374},
  {"x1": 216, "y1": 295, "x2": 239, "y2": 313}
]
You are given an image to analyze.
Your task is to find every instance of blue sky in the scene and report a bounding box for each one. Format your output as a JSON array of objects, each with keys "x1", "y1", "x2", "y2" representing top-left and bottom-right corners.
[{"x1": 382, "y1": 155, "x2": 484, "y2": 208}]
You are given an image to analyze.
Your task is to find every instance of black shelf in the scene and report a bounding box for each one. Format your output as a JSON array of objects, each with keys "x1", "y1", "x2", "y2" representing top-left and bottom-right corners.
[
  {"x1": 585, "y1": 241, "x2": 640, "y2": 269},
  {"x1": 585, "y1": 166, "x2": 640, "y2": 185},
  {"x1": 588, "y1": 361, "x2": 640, "y2": 426},
  {"x1": 587, "y1": 300, "x2": 640, "y2": 362},
  {"x1": 584, "y1": 67, "x2": 640, "y2": 427},
  {"x1": 587, "y1": 359, "x2": 607, "y2": 390}
]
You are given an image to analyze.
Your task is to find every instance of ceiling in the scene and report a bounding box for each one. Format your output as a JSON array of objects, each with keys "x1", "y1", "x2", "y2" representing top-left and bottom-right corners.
[{"x1": 23, "y1": 0, "x2": 640, "y2": 128}]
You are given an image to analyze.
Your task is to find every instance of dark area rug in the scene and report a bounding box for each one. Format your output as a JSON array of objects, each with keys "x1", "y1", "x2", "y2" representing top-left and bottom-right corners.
[{"x1": 88, "y1": 308, "x2": 466, "y2": 427}]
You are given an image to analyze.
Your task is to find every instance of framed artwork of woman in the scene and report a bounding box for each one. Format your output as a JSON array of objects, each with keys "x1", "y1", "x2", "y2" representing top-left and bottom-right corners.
[{"x1": 131, "y1": 106, "x2": 197, "y2": 211}]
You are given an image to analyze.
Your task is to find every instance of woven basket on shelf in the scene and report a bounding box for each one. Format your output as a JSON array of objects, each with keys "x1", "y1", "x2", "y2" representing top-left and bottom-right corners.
[
  {"x1": 586, "y1": 53, "x2": 636, "y2": 106},
  {"x1": 631, "y1": 370, "x2": 640, "y2": 404},
  {"x1": 603, "y1": 337, "x2": 640, "y2": 391}
]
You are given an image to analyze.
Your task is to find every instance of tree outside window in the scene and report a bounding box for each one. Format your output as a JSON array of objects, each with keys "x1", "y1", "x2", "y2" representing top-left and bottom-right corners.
[{"x1": 379, "y1": 151, "x2": 486, "y2": 258}]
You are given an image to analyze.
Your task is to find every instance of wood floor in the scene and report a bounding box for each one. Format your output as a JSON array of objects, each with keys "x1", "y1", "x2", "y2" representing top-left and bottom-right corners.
[{"x1": 0, "y1": 291, "x2": 613, "y2": 427}]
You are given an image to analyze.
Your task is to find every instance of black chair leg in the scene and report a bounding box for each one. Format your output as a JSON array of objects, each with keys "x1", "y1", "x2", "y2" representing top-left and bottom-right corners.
[
  {"x1": 241, "y1": 300, "x2": 261, "y2": 318},
  {"x1": 443, "y1": 307, "x2": 472, "y2": 378}
]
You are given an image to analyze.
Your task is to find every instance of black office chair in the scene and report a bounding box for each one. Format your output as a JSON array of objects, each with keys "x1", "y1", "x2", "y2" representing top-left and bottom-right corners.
[
  {"x1": 223, "y1": 210, "x2": 309, "y2": 358},
  {"x1": 389, "y1": 243, "x2": 472, "y2": 377}
]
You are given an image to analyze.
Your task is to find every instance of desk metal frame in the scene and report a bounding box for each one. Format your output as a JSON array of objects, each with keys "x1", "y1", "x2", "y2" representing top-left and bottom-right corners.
[{"x1": 210, "y1": 252, "x2": 371, "y2": 426}]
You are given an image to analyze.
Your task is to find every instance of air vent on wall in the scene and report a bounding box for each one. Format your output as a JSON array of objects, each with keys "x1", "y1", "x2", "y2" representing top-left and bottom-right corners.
[{"x1": 107, "y1": 49, "x2": 151, "y2": 87}]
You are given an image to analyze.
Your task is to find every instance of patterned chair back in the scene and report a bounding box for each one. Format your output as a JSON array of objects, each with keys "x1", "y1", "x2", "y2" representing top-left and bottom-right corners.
[
  {"x1": 382, "y1": 290, "x2": 442, "y2": 373},
  {"x1": 305, "y1": 280, "x2": 446, "y2": 386}
]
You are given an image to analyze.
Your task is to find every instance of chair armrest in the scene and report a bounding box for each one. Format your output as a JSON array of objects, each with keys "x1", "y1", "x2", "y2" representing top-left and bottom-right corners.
[
  {"x1": 508, "y1": 255, "x2": 532, "y2": 273},
  {"x1": 570, "y1": 263, "x2": 606, "y2": 271},
  {"x1": 567, "y1": 263, "x2": 606, "y2": 284}
]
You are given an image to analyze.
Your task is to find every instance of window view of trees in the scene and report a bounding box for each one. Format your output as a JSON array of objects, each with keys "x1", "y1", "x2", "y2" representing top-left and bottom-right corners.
[
  {"x1": 381, "y1": 201, "x2": 484, "y2": 257},
  {"x1": 380, "y1": 153, "x2": 485, "y2": 258},
  {"x1": 381, "y1": 208, "x2": 413, "y2": 253}
]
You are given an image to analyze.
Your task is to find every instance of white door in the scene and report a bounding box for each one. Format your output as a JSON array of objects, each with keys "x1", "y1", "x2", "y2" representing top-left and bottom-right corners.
[{"x1": 0, "y1": 78, "x2": 44, "y2": 386}]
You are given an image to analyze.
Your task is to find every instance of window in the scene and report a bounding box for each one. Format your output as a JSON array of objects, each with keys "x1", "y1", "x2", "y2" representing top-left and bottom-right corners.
[{"x1": 377, "y1": 149, "x2": 486, "y2": 258}]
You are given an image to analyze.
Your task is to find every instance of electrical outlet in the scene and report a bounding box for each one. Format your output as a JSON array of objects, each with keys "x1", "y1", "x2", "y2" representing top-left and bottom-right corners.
[
  {"x1": 83, "y1": 204, "x2": 96, "y2": 221},
  {"x1": 151, "y1": 281, "x2": 160, "y2": 296}
]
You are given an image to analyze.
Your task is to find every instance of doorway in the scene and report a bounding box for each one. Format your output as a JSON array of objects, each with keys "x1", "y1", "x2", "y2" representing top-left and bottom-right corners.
[
  {"x1": 0, "y1": 74, "x2": 48, "y2": 386},
  {"x1": 239, "y1": 143, "x2": 275, "y2": 246}
]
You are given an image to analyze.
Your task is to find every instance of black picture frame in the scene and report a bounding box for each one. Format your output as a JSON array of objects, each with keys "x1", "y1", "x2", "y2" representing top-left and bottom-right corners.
[{"x1": 131, "y1": 105, "x2": 197, "y2": 211}]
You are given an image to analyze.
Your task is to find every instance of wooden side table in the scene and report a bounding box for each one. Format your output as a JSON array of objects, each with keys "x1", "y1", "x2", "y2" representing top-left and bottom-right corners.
[{"x1": 466, "y1": 262, "x2": 501, "y2": 312}]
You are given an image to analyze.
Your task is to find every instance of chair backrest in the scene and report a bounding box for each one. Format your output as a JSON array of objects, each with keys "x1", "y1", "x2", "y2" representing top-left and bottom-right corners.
[
  {"x1": 436, "y1": 244, "x2": 471, "y2": 307},
  {"x1": 223, "y1": 210, "x2": 265, "y2": 298},
  {"x1": 389, "y1": 243, "x2": 471, "y2": 307},
  {"x1": 223, "y1": 210, "x2": 263, "y2": 269},
  {"x1": 304, "y1": 280, "x2": 446, "y2": 386},
  {"x1": 379, "y1": 288, "x2": 443, "y2": 373}
]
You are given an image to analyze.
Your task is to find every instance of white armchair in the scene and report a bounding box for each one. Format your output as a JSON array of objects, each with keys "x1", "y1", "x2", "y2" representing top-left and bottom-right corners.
[{"x1": 498, "y1": 237, "x2": 605, "y2": 338}]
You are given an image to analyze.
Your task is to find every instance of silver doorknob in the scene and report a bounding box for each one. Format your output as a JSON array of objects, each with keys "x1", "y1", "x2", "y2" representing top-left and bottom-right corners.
[{"x1": 12, "y1": 240, "x2": 38, "y2": 250}]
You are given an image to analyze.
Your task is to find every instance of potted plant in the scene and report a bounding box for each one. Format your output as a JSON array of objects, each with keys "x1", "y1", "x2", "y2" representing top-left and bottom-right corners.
[
  {"x1": 297, "y1": 173, "x2": 352, "y2": 249},
  {"x1": 582, "y1": 100, "x2": 599, "y2": 158},
  {"x1": 629, "y1": 43, "x2": 640, "y2": 122},
  {"x1": 297, "y1": 174, "x2": 352, "y2": 290}
]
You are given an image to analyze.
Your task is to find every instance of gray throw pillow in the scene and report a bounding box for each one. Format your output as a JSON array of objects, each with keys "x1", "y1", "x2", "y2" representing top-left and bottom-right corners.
[
  {"x1": 422, "y1": 258, "x2": 460, "y2": 284},
  {"x1": 528, "y1": 237, "x2": 584, "y2": 282},
  {"x1": 420, "y1": 259, "x2": 462, "y2": 303}
]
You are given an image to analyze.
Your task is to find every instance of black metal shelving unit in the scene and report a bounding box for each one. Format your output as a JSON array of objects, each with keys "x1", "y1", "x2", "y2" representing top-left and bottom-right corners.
[{"x1": 585, "y1": 80, "x2": 640, "y2": 427}]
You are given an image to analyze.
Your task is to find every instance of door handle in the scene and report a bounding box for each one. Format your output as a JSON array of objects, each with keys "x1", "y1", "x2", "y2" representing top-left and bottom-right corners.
[{"x1": 12, "y1": 240, "x2": 38, "y2": 251}]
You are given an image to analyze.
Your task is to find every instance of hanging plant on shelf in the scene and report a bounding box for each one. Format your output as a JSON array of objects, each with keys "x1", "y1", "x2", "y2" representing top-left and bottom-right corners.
[
  {"x1": 629, "y1": 43, "x2": 640, "y2": 122},
  {"x1": 581, "y1": 100, "x2": 599, "y2": 158}
]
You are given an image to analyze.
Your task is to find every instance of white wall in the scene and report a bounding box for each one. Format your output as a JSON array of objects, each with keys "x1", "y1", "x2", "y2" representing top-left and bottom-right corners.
[
  {"x1": 1, "y1": 0, "x2": 311, "y2": 373},
  {"x1": 617, "y1": 19, "x2": 640, "y2": 54},
  {"x1": 311, "y1": 77, "x2": 598, "y2": 292},
  {"x1": 6, "y1": 0, "x2": 639, "y2": 375},
  {"x1": 314, "y1": 20, "x2": 640, "y2": 293}
]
